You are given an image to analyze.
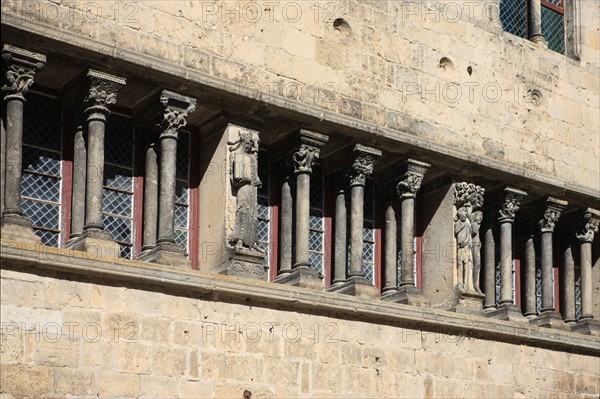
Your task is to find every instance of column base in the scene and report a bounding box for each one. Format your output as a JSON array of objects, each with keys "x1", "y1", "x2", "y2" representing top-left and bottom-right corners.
[
  {"x1": 452, "y1": 290, "x2": 486, "y2": 316},
  {"x1": 218, "y1": 246, "x2": 267, "y2": 280},
  {"x1": 327, "y1": 276, "x2": 379, "y2": 299},
  {"x1": 0, "y1": 214, "x2": 40, "y2": 244},
  {"x1": 570, "y1": 318, "x2": 600, "y2": 336},
  {"x1": 274, "y1": 266, "x2": 323, "y2": 289},
  {"x1": 65, "y1": 229, "x2": 119, "y2": 260},
  {"x1": 486, "y1": 303, "x2": 527, "y2": 322},
  {"x1": 138, "y1": 242, "x2": 191, "y2": 269},
  {"x1": 529, "y1": 311, "x2": 569, "y2": 331}
]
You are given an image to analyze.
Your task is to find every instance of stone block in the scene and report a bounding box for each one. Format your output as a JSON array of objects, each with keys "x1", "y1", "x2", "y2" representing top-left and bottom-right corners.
[
  {"x1": 0, "y1": 364, "x2": 52, "y2": 397},
  {"x1": 141, "y1": 316, "x2": 172, "y2": 343},
  {"x1": 140, "y1": 375, "x2": 178, "y2": 398},
  {"x1": 115, "y1": 342, "x2": 152, "y2": 374},
  {"x1": 36, "y1": 335, "x2": 80, "y2": 368},
  {"x1": 97, "y1": 371, "x2": 140, "y2": 397},
  {"x1": 151, "y1": 346, "x2": 186, "y2": 377},
  {"x1": 52, "y1": 368, "x2": 95, "y2": 396}
]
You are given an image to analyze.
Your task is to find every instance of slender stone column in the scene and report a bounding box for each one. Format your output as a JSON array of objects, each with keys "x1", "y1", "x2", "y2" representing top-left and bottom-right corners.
[
  {"x1": 523, "y1": 235, "x2": 537, "y2": 317},
  {"x1": 488, "y1": 187, "x2": 527, "y2": 321},
  {"x1": 562, "y1": 243, "x2": 576, "y2": 324},
  {"x1": 483, "y1": 222, "x2": 496, "y2": 309},
  {"x1": 66, "y1": 70, "x2": 125, "y2": 257},
  {"x1": 576, "y1": 209, "x2": 600, "y2": 320},
  {"x1": 274, "y1": 130, "x2": 328, "y2": 288},
  {"x1": 1, "y1": 116, "x2": 5, "y2": 215},
  {"x1": 278, "y1": 176, "x2": 293, "y2": 275},
  {"x1": 0, "y1": 45, "x2": 45, "y2": 243},
  {"x1": 329, "y1": 144, "x2": 381, "y2": 298},
  {"x1": 528, "y1": 0, "x2": 546, "y2": 44},
  {"x1": 142, "y1": 141, "x2": 158, "y2": 252},
  {"x1": 69, "y1": 125, "x2": 86, "y2": 239},
  {"x1": 332, "y1": 188, "x2": 347, "y2": 286},
  {"x1": 382, "y1": 203, "x2": 397, "y2": 294},
  {"x1": 140, "y1": 91, "x2": 196, "y2": 267},
  {"x1": 531, "y1": 198, "x2": 569, "y2": 330}
]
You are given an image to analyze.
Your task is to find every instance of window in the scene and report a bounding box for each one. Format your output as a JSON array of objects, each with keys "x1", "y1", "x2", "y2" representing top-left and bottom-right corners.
[
  {"x1": 362, "y1": 178, "x2": 376, "y2": 284},
  {"x1": 309, "y1": 165, "x2": 325, "y2": 276},
  {"x1": 21, "y1": 92, "x2": 63, "y2": 246},
  {"x1": 16, "y1": 88, "x2": 199, "y2": 268},
  {"x1": 256, "y1": 150, "x2": 272, "y2": 271},
  {"x1": 499, "y1": 0, "x2": 567, "y2": 54}
]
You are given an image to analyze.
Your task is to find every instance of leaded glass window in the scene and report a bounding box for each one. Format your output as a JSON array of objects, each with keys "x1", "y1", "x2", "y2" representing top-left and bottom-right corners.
[
  {"x1": 574, "y1": 266, "x2": 582, "y2": 319},
  {"x1": 541, "y1": 0, "x2": 565, "y2": 53},
  {"x1": 103, "y1": 114, "x2": 134, "y2": 259},
  {"x1": 174, "y1": 131, "x2": 191, "y2": 254},
  {"x1": 21, "y1": 92, "x2": 62, "y2": 246},
  {"x1": 495, "y1": 259, "x2": 517, "y2": 305},
  {"x1": 535, "y1": 266, "x2": 543, "y2": 313},
  {"x1": 256, "y1": 150, "x2": 271, "y2": 271},
  {"x1": 500, "y1": 0, "x2": 527, "y2": 39},
  {"x1": 308, "y1": 165, "x2": 325, "y2": 276},
  {"x1": 362, "y1": 178, "x2": 376, "y2": 283}
]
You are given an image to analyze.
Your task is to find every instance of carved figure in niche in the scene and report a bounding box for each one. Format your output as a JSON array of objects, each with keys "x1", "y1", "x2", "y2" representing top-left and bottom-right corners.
[
  {"x1": 228, "y1": 132, "x2": 262, "y2": 250},
  {"x1": 454, "y1": 206, "x2": 473, "y2": 291},
  {"x1": 470, "y1": 211, "x2": 483, "y2": 294}
]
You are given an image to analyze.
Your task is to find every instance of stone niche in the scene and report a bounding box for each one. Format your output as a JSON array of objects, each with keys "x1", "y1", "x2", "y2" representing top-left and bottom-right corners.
[{"x1": 198, "y1": 117, "x2": 267, "y2": 279}]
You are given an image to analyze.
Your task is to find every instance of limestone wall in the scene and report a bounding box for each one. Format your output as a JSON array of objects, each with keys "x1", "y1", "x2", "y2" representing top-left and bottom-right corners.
[
  {"x1": 1, "y1": 0, "x2": 598, "y2": 194},
  {"x1": 1, "y1": 266, "x2": 599, "y2": 398}
]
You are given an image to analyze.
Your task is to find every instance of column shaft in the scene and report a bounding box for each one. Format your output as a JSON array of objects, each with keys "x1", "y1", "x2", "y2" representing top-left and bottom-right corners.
[
  {"x1": 400, "y1": 197, "x2": 415, "y2": 286},
  {"x1": 294, "y1": 172, "x2": 310, "y2": 267},
  {"x1": 279, "y1": 178, "x2": 293, "y2": 274},
  {"x1": 333, "y1": 190, "x2": 347, "y2": 284},
  {"x1": 562, "y1": 245, "x2": 576, "y2": 323},
  {"x1": 483, "y1": 226, "x2": 496, "y2": 309},
  {"x1": 383, "y1": 204, "x2": 397, "y2": 292},
  {"x1": 157, "y1": 134, "x2": 178, "y2": 242},
  {"x1": 3, "y1": 99, "x2": 25, "y2": 215},
  {"x1": 1, "y1": 117, "x2": 6, "y2": 214},
  {"x1": 540, "y1": 231, "x2": 554, "y2": 312},
  {"x1": 84, "y1": 116, "x2": 107, "y2": 230},
  {"x1": 523, "y1": 236, "x2": 537, "y2": 316},
  {"x1": 142, "y1": 143, "x2": 158, "y2": 250},
  {"x1": 580, "y1": 241, "x2": 592, "y2": 319},
  {"x1": 70, "y1": 128, "x2": 86, "y2": 238},
  {"x1": 349, "y1": 184, "x2": 364, "y2": 277},
  {"x1": 529, "y1": 0, "x2": 544, "y2": 42},
  {"x1": 499, "y1": 221, "x2": 513, "y2": 305}
]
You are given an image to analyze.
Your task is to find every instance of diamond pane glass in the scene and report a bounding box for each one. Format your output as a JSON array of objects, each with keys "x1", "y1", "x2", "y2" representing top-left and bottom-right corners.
[
  {"x1": 495, "y1": 264, "x2": 501, "y2": 305},
  {"x1": 542, "y1": 6, "x2": 564, "y2": 54},
  {"x1": 103, "y1": 214, "x2": 132, "y2": 243},
  {"x1": 175, "y1": 180, "x2": 189, "y2": 204},
  {"x1": 256, "y1": 218, "x2": 270, "y2": 243},
  {"x1": 119, "y1": 244, "x2": 132, "y2": 260},
  {"x1": 105, "y1": 115, "x2": 133, "y2": 167},
  {"x1": 309, "y1": 230, "x2": 323, "y2": 252},
  {"x1": 102, "y1": 189, "x2": 132, "y2": 216},
  {"x1": 535, "y1": 267, "x2": 542, "y2": 314},
  {"x1": 500, "y1": 0, "x2": 527, "y2": 38},
  {"x1": 575, "y1": 267, "x2": 582, "y2": 319},
  {"x1": 256, "y1": 151, "x2": 271, "y2": 269},
  {"x1": 543, "y1": 0, "x2": 562, "y2": 7},
  {"x1": 23, "y1": 93, "x2": 61, "y2": 151},
  {"x1": 309, "y1": 214, "x2": 323, "y2": 230},
  {"x1": 174, "y1": 229, "x2": 188, "y2": 250},
  {"x1": 177, "y1": 131, "x2": 190, "y2": 180},
  {"x1": 22, "y1": 199, "x2": 60, "y2": 230},
  {"x1": 22, "y1": 147, "x2": 61, "y2": 176},
  {"x1": 309, "y1": 252, "x2": 324, "y2": 275},
  {"x1": 21, "y1": 173, "x2": 60, "y2": 202},
  {"x1": 35, "y1": 229, "x2": 59, "y2": 247},
  {"x1": 175, "y1": 204, "x2": 189, "y2": 229},
  {"x1": 308, "y1": 168, "x2": 325, "y2": 276},
  {"x1": 104, "y1": 165, "x2": 133, "y2": 191}
]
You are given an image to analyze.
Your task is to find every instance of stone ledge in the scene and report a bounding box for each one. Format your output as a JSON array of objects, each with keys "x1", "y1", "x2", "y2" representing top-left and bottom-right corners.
[
  {"x1": 1, "y1": 241, "x2": 598, "y2": 356},
  {"x1": 1, "y1": 17, "x2": 599, "y2": 201}
]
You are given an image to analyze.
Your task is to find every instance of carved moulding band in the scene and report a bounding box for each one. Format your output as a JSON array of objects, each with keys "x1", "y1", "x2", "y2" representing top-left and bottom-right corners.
[{"x1": 453, "y1": 182, "x2": 485, "y2": 209}]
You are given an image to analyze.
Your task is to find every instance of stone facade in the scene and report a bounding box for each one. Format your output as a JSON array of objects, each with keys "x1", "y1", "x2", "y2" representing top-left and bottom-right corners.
[{"x1": 1, "y1": 0, "x2": 600, "y2": 398}]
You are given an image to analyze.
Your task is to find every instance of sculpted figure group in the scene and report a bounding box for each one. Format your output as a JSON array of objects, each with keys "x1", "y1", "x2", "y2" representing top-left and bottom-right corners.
[{"x1": 453, "y1": 183, "x2": 485, "y2": 294}]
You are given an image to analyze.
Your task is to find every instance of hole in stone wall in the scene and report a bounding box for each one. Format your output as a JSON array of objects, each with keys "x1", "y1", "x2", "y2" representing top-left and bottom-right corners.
[
  {"x1": 439, "y1": 57, "x2": 454, "y2": 70},
  {"x1": 467, "y1": 65, "x2": 473, "y2": 76},
  {"x1": 333, "y1": 18, "x2": 351, "y2": 34}
]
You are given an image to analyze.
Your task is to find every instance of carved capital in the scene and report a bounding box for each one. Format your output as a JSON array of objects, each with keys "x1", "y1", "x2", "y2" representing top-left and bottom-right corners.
[
  {"x1": 348, "y1": 144, "x2": 381, "y2": 187},
  {"x1": 498, "y1": 187, "x2": 527, "y2": 223},
  {"x1": 293, "y1": 144, "x2": 320, "y2": 174},
  {"x1": 2, "y1": 44, "x2": 46, "y2": 100},
  {"x1": 397, "y1": 159, "x2": 430, "y2": 199},
  {"x1": 159, "y1": 90, "x2": 196, "y2": 138},
  {"x1": 453, "y1": 182, "x2": 485, "y2": 209},
  {"x1": 576, "y1": 208, "x2": 600, "y2": 243},
  {"x1": 539, "y1": 197, "x2": 567, "y2": 233},
  {"x1": 84, "y1": 70, "x2": 126, "y2": 115}
]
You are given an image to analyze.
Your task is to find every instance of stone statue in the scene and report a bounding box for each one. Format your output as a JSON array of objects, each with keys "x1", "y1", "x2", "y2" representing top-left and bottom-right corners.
[
  {"x1": 453, "y1": 182, "x2": 485, "y2": 293},
  {"x1": 454, "y1": 206, "x2": 473, "y2": 291},
  {"x1": 470, "y1": 210, "x2": 483, "y2": 294},
  {"x1": 228, "y1": 131, "x2": 261, "y2": 250}
]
